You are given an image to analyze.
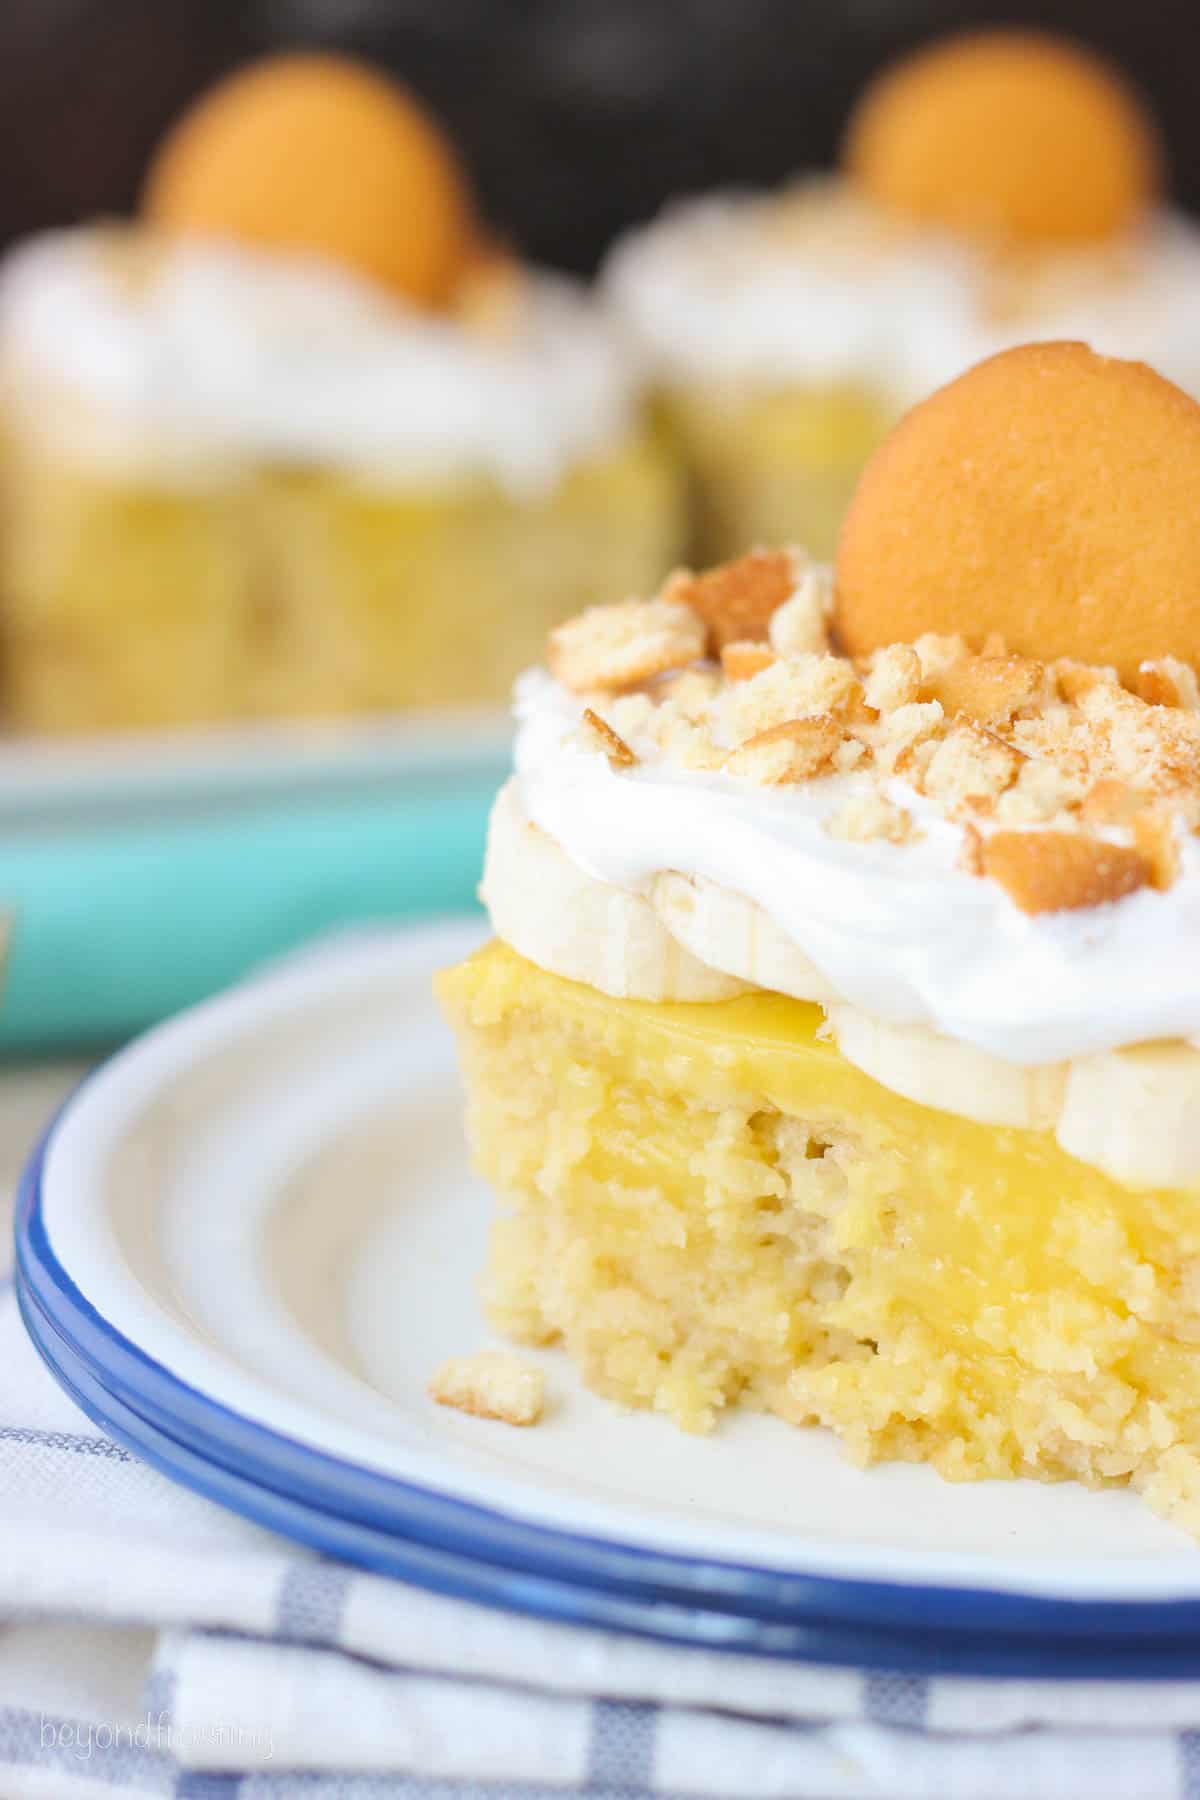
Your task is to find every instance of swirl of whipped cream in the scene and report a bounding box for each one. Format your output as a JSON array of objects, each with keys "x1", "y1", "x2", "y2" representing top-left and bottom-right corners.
[
  {"x1": 603, "y1": 178, "x2": 1200, "y2": 406},
  {"x1": 0, "y1": 229, "x2": 639, "y2": 496},
  {"x1": 513, "y1": 670, "x2": 1200, "y2": 1067}
]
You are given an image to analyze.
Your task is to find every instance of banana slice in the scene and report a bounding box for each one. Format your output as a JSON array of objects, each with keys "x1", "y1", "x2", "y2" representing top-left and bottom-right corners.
[
  {"x1": 481, "y1": 783, "x2": 747, "y2": 1002},
  {"x1": 485, "y1": 783, "x2": 1200, "y2": 1187},
  {"x1": 828, "y1": 1003, "x2": 1068, "y2": 1131},
  {"x1": 1057, "y1": 1043, "x2": 1200, "y2": 1189},
  {"x1": 651, "y1": 871, "x2": 839, "y2": 1005}
]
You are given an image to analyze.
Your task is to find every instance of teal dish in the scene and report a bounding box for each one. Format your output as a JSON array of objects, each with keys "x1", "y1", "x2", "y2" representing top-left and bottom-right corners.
[{"x1": 0, "y1": 714, "x2": 507, "y2": 1049}]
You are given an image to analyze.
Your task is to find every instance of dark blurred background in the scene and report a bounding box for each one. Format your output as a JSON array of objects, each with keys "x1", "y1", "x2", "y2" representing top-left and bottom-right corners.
[{"x1": 0, "y1": 1, "x2": 1195, "y2": 274}]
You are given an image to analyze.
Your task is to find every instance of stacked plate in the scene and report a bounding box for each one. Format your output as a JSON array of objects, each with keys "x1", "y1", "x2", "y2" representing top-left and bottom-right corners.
[{"x1": 17, "y1": 920, "x2": 1200, "y2": 1677}]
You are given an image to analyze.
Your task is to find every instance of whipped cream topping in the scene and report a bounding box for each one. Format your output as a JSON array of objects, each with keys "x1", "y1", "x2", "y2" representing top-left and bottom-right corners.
[
  {"x1": 0, "y1": 229, "x2": 639, "y2": 495},
  {"x1": 604, "y1": 178, "x2": 1200, "y2": 403},
  {"x1": 513, "y1": 670, "x2": 1200, "y2": 1067}
]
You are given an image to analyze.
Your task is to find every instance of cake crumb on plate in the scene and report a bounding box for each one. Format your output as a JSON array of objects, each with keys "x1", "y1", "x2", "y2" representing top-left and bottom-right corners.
[{"x1": 429, "y1": 1351, "x2": 545, "y2": 1426}]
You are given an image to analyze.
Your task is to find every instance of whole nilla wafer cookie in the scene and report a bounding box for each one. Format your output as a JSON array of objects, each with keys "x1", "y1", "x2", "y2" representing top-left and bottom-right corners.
[
  {"x1": 843, "y1": 30, "x2": 1159, "y2": 247},
  {"x1": 835, "y1": 342, "x2": 1200, "y2": 685},
  {"x1": 144, "y1": 53, "x2": 475, "y2": 307}
]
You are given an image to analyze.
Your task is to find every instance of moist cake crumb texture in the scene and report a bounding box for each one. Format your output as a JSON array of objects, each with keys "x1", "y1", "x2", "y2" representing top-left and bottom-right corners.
[{"x1": 437, "y1": 945, "x2": 1200, "y2": 1536}]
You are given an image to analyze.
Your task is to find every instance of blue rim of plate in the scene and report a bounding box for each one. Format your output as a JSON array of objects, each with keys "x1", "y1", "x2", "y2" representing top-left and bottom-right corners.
[{"x1": 15, "y1": 1082, "x2": 1200, "y2": 1679}]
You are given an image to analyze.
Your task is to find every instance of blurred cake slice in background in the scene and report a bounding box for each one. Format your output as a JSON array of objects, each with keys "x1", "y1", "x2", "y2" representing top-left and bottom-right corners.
[
  {"x1": 604, "y1": 29, "x2": 1200, "y2": 562},
  {"x1": 0, "y1": 52, "x2": 683, "y2": 732}
]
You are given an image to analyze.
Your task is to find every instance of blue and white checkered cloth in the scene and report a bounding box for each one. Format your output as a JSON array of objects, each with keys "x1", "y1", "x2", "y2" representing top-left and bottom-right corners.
[{"x1": 4, "y1": 1091, "x2": 1200, "y2": 1797}]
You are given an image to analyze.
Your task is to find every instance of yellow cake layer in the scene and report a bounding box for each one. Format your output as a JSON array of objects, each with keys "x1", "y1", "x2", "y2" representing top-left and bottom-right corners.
[
  {"x1": 657, "y1": 380, "x2": 893, "y2": 563},
  {"x1": 0, "y1": 427, "x2": 683, "y2": 731},
  {"x1": 437, "y1": 941, "x2": 1200, "y2": 1536}
]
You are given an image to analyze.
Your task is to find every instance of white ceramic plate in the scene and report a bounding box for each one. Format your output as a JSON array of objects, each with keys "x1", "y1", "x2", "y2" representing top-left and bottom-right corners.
[{"x1": 17, "y1": 920, "x2": 1200, "y2": 1673}]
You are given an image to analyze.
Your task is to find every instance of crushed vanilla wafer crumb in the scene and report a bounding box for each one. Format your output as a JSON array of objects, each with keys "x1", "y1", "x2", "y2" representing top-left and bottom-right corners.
[
  {"x1": 1133, "y1": 811, "x2": 1180, "y2": 892},
  {"x1": 653, "y1": 668, "x2": 723, "y2": 718},
  {"x1": 429, "y1": 1352, "x2": 545, "y2": 1426},
  {"x1": 1055, "y1": 659, "x2": 1118, "y2": 704},
  {"x1": 959, "y1": 823, "x2": 985, "y2": 876},
  {"x1": 982, "y1": 831, "x2": 1150, "y2": 914},
  {"x1": 995, "y1": 760, "x2": 1086, "y2": 825},
  {"x1": 721, "y1": 642, "x2": 777, "y2": 682},
  {"x1": 725, "y1": 655, "x2": 861, "y2": 741},
  {"x1": 582, "y1": 708, "x2": 637, "y2": 769},
  {"x1": 670, "y1": 549, "x2": 799, "y2": 651},
  {"x1": 768, "y1": 565, "x2": 833, "y2": 657},
  {"x1": 826, "y1": 791, "x2": 913, "y2": 844},
  {"x1": 725, "y1": 716, "x2": 844, "y2": 784},
  {"x1": 922, "y1": 724, "x2": 1023, "y2": 812},
  {"x1": 548, "y1": 599, "x2": 705, "y2": 693},
  {"x1": 874, "y1": 699, "x2": 945, "y2": 774},
  {"x1": 913, "y1": 633, "x2": 968, "y2": 683},
  {"x1": 1133, "y1": 658, "x2": 1200, "y2": 710},
  {"x1": 539, "y1": 548, "x2": 1200, "y2": 908},
  {"x1": 1082, "y1": 778, "x2": 1146, "y2": 826},
  {"x1": 863, "y1": 644, "x2": 922, "y2": 713},
  {"x1": 923, "y1": 652, "x2": 1046, "y2": 725}
]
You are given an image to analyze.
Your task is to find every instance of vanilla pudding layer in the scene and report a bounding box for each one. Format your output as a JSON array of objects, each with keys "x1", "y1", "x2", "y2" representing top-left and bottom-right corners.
[
  {"x1": 0, "y1": 228, "x2": 640, "y2": 497},
  {"x1": 605, "y1": 178, "x2": 1200, "y2": 404},
  {"x1": 487, "y1": 669, "x2": 1200, "y2": 1189}
]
